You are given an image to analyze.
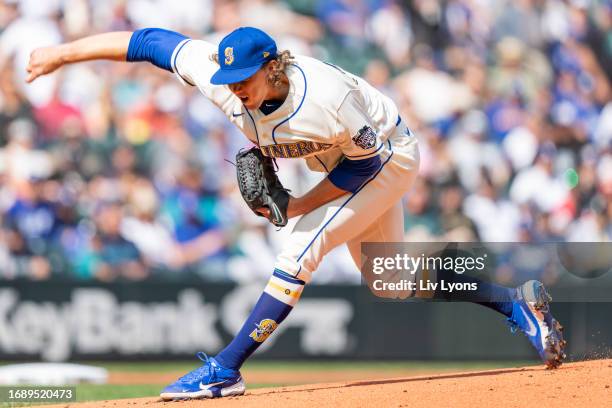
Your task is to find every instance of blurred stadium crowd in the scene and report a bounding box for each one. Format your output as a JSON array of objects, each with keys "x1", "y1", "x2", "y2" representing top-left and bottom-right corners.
[{"x1": 0, "y1": 0, "x2": 610, "y2": 282}]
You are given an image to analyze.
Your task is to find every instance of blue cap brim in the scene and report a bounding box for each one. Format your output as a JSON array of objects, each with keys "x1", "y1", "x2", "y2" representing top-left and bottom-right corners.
[{"x1": 210, "y1": 63, "x2": 263, "y2": 85}]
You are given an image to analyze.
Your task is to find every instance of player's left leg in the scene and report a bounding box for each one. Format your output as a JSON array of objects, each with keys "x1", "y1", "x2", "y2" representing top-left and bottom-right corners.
[
  {"x1": 159, "y1": 128, "x2": 420, "y2": 400},
  {"x1": 160, "y1": 268, "x2": 304, "y2": 400}
]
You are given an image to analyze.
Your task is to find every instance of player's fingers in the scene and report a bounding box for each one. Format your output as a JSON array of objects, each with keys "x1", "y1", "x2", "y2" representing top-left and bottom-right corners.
[
  {"x1": 257, "y1": 208, "x2": 271, "y2": 218},
  {"x1": 26, "y1": 56, "x2": 39, "y2": 82},
  {"x1": 26, "y1": 48, "x2": 55, "y2": 82},
  {"x1": 27, "y1": 50, "x2": 39, "y2": 70},
  {"x1": 26, "y1": 71, "x2": 38, "y2": 83}
]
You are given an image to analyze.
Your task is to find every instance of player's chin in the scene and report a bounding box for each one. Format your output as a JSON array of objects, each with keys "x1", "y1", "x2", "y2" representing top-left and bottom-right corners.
[
  {"x1": 245, "y1": 99, "x2": 261, "y2": 110},
  {"x1": 240, "y1": 96, "x2": 261, "y2": 110}
]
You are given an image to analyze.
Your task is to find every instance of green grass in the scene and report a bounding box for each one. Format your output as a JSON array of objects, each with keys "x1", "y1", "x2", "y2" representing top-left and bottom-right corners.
[
  {"x1": 74, "y1": 383, "x2": 278, "y2": 402},
  {"x1": 75, "y1": 385, "x2": 161, "y2": 402},
  {"x1": 84, "y1": 359, "x2": 534, "y2": 373},
  {"x1": 0, "y1": 360, "x2": 536, "y2": 403},
  {"x1": 75, "y1": 360, "x2": 534, "y2": 403}
]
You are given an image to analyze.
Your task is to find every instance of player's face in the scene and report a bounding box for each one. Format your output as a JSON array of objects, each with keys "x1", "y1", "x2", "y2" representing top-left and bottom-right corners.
[{"x1": 228, "y1": 68, "x2": 269, "y2": 110}]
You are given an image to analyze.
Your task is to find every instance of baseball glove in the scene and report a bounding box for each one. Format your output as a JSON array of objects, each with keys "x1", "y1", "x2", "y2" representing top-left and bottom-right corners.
[{"x1": 235, "y1": 147, "x2": 290, "y2": 227}]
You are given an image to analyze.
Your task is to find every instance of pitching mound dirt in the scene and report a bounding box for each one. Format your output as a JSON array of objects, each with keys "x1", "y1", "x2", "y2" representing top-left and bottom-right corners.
[{"x1": 67, "y1": 359, "x2": 612, "y2": 408}]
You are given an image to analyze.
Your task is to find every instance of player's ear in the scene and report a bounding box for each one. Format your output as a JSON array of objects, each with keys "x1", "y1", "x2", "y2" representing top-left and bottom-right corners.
[
  {"x1": 265, "y1": 60, "x2": 277, "y2": 73},
  {"x1": 263, "y1": 61, "x2": 276, "y2": 86}
]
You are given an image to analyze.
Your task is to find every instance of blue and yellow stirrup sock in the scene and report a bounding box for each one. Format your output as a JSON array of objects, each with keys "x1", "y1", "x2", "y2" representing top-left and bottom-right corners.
[{"x1": 215, "y1": 269, "x2": 305, "y2": 370}]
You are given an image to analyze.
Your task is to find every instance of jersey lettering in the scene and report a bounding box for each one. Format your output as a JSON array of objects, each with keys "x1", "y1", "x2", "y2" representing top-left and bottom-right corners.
[{"x1": 260, "y1": 141, "x2": 333, "y2": 158}]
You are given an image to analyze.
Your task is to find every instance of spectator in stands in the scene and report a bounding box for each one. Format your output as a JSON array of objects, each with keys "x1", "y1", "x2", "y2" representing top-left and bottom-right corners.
[{"x1": 0, "y1": 0, "x2": 610, "y2": 282}]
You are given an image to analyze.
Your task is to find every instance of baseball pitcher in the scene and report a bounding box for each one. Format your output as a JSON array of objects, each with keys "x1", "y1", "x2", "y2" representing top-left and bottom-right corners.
[{"x1": 26, "y1": 26, "x2": 566, "y2": 400}]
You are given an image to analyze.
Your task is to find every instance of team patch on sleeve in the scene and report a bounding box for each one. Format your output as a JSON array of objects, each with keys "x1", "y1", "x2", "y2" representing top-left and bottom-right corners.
[{"x1": 352, "y1": 126, "x2": 377, "y2": 150}]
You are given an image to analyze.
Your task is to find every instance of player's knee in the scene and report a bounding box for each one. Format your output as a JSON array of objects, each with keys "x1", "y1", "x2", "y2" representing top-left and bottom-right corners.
[
  {"x1": 274, "y1": 253, "x2": 317, "y2": 284},
  {"x1": 274, "y1": 225, "x2": 339, "y2": 284}
]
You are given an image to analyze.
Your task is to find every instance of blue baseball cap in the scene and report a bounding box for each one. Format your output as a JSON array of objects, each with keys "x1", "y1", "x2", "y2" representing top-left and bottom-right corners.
[{"x1": 210, "y1": 27, "x2": 278, "y2": 85}]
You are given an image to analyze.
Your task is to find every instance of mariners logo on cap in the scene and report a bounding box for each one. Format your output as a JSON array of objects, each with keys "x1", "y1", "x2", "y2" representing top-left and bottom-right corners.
[
  {"x1": 249, "y1": 318, "x2": 278, "y2": 342},
  {"x1": 224, "y1": 47, "x2": 234, "y2": 65}
]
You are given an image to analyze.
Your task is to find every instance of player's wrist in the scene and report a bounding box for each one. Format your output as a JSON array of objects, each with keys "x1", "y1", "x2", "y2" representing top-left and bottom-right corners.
[
  {"x1": 286, "y1": 195, "x2": 303, "y2": 218},
  {"x1": 57, "y1": 43, "x2": 75, "y2": 64}
]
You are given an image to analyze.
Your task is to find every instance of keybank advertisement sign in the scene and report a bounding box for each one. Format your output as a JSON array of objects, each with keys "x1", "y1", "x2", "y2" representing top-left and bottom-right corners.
[
  {"x1": 0, "y1": 283, "x2": 354, "y2": 361},
  {"x1": 2, "y1": 279, "x2": 610, "y2": 361}
]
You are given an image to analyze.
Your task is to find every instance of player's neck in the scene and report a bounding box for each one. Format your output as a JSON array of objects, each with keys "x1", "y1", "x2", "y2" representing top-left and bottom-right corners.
[{"x1": 264, "y1": 73, "x2": 290, "y2": 103}]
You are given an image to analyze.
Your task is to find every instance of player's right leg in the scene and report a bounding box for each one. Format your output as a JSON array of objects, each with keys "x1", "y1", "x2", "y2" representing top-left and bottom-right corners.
[
  {"x1": 425, "y1": 250, "x2": 566, "y2": 367},
  {"x1": 507, "y1": 280, "x2": 566, "y2": 368},
  {"x1": 346, "y1": 209, "x2": 566, "y2": 368}
]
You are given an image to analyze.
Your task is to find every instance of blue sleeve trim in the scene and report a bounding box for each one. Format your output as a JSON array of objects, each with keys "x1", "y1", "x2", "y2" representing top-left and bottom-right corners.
[
  {"x1": 328, "y1": 155, "x2": 381, "y2": 193},
  {"x1": 127, "y1": 28, "x2": 188, "y2": 72}
]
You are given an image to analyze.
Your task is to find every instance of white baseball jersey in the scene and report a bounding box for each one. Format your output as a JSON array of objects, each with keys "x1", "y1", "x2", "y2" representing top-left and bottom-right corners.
[
  {"x1": 171, "y1": 39, "x2": 400, "y2": 173},
  {"x1": 170, "y1": 38, "x2": 419, "y2": 287}
]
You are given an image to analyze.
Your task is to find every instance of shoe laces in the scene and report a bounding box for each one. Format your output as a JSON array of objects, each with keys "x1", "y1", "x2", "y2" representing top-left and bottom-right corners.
[{"x1": 178, "y1": 352, "x2": 217, "y2": 383}]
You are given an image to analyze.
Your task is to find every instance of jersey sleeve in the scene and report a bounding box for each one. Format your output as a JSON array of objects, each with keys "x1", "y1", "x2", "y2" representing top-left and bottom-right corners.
[
  {"x1": 126, "y1": 29, "x2": 219, "y2": 88},
  {"x1": 127, "y1": 28, "x2": 187, "y2": 72},
  {"x1": 170, "y1": 39, "x2": 238, "y2": 113},
  {"x1": 170, "y1": 39, "x2": 216, "y2": 86},
  {"x1": 335, "y1": 90, "x2": 386, "y2": 160}
]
